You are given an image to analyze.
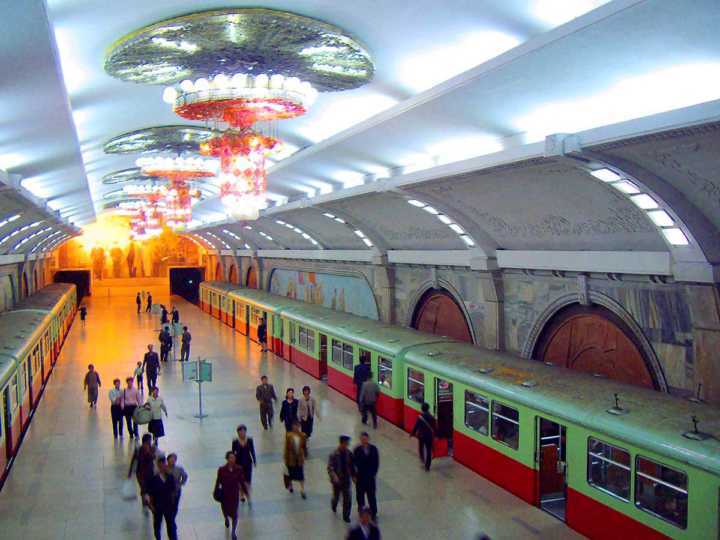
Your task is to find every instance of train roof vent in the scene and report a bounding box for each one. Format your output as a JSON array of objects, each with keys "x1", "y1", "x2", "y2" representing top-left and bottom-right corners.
[
  {"x1": 682, "y1": 416, "x2": 711, "y2": 441},
  {"x1": 477, "y1": 367, "x2": 494, "y2": 374},
  {"x1": 521, "y1": 380, "x2": 538, "y2": 388},
  {"x1": 606, "y1": 393, "x2": 629, "y2": 416}
]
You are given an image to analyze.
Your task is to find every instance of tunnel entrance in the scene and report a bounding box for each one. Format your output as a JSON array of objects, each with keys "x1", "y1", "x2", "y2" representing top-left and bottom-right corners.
[
  {"x1": 533, "y1": 303, "x2": 658, "y2": 390},
  {"x1": 54, "y1": 270, "x2": 91, "y2": 303},
  {"x1": 170, "y1": 267, "x2": 204, "y2": 304},
  {"x1": 411, "y1": 288, "x2": 473, "y2": 343}
]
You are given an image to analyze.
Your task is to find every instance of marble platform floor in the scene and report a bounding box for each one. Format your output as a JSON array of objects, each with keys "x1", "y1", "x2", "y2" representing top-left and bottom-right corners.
[{"x1": 0, "y1": 295, "x2": 584, "y2": 540}]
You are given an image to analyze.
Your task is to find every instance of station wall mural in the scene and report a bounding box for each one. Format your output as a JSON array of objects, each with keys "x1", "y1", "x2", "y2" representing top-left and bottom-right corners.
[{"x1": 269, "y1": 268, "x2": 379, "y2": 320}]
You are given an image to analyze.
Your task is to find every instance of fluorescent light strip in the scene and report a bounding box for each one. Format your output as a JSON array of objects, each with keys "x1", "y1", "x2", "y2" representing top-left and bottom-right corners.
[
  {"x1": 31, "y1": 230, "x2": 63, "y2": 253},
  {"x1": 205, "y1": 231, "x2": 231, "y2": 249},
  {"x1": 274, "y1": 220, "x2": 319, "y2": 246},
  {"x1": 320, "y1": 212, "x2": 372, "y2": 247},
  {"x1": 587, "y1": 169, "x2": 691, "y2": 248},
  {"x1": 222, "y1": 229, "x2": 242, "y2": 241},
  {"x1": 0, "y1": 220, "x2": 45, "y2": 246},
  {"x1": 405, "y1": 199, "x2": 475, "y2": 248},
  {"x1": 13, "y1": 227, "x2": 52, "y2": 251},
  {"x1": 0, "y1": 213, "x2": 21, "y2": 229},
  {"x1": 244, "y1": 243, "x2": 251, "y2": 250}
]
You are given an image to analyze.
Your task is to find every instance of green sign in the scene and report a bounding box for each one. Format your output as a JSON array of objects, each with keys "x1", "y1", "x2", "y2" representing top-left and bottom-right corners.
[{"x1": 183, "y1": 359, "x2": 212, "y2": 382}]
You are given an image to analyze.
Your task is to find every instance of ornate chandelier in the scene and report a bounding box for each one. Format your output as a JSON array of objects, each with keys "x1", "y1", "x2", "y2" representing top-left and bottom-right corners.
[
  {"x1": 163, "y1": 73, "x2": 317, "y2": 129},
  {"x1": 135, "y1": 155, "x2": 218, "y2": 179}
]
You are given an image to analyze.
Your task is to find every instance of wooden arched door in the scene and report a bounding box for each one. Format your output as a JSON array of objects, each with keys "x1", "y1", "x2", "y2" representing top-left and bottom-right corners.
[
  {"x1": 246, "y1": 266, "x2": 257, "y2": 289},
  {"x1": 214, "y1": 262, "x2": 223, "y2": 281},
  {"x1": 411, "y1": 288, "x2": 473, "y2": 343},
  {"x1": 533, "y1": 304, "x2": 658, "y2": 389},
  {"x1": 228, "y1": 264, "x2": 237, "y2": 284}
]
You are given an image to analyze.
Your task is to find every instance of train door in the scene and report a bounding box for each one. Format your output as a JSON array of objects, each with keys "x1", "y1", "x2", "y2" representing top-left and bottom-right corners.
[
  {"x1": 537, "y1": 417, "x2": 567, "y2": 520},
  {"x1": 3, "y1": 386, "x2": 11, "y2": 458},
  {"x1": 434, "y1": 378, "x2": 454, "y2": 456},
  {"x1": 244, "y1": 305, "x2": 250, "y2": 336},
  {"x1": 288, "y1": 321, "x2": 296, "y2": 363},
  {"x1": 231, "y1": 300, "x2": 236, "y2": 329},
  {"x1": 27, "y1": 354, "x2": 34, "y2": 408},
  {"x1": 319, "y1": 334, "x2": 328, "y2": 379}
]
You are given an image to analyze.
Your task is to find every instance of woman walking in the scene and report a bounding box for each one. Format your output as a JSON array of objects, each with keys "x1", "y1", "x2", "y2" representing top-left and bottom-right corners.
[
  {"x1": 283, "y1": 420, "x2": 307, "y2": 499},
  {"x1": 215, "y1": 451, "x2": 246, "y2": 540},
  {"x1": 146, "y1": 387, "x2": 168, "y2": 446},
  {"x1": 128, "y1": 433, "x2": 157, "y2": 506},
  {"x1": 279, "y1": 388, "x2": 299, "y2": 432},
  {"x1": 231, "y1": 424, "x2": 256, "y2": 505},
  {"x1": 298, "y1": 386, "x2": 320, "y2": 440},
  {"x1": 83, "y1": 364, "x2": 101, "y2": 408}
]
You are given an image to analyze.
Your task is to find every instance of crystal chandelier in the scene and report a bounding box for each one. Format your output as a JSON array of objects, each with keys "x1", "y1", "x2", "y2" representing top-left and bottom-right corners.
[{"x1": 163, "y1": 73, "x2": 317, "y2": 129}]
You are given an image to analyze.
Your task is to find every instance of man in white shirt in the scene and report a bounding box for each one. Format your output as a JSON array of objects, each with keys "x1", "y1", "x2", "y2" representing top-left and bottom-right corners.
[{"x1": 109, "y1": 378, "x2": 123, "y2": 439}]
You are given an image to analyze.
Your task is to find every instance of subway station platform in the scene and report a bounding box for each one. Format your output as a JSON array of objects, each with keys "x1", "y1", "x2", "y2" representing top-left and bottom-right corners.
[{"x1": 0, "y1": 297, "x2": 583, "y2": 540}]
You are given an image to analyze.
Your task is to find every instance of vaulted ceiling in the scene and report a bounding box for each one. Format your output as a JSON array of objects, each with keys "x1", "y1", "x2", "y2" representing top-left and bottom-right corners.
[{"x1": 0, "y1": 0, "x2": 719, "y2": 277}]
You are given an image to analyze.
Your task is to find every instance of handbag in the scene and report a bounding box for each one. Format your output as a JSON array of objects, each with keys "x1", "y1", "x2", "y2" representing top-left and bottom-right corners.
[
  {"x1": 133, "y1": 404, "x2": 152, "y2": 425},
  {"x1": 213, "y1": 485, "x2": 223, "y2": 502},
  {"x1": 121, "y1": 478, "x2": 137, "y2": 500}
]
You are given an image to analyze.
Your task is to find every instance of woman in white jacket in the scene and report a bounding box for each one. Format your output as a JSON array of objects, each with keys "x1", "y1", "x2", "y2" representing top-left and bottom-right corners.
[{"x1": 146, "y1": 386, "x2": 168, "y2": 445}]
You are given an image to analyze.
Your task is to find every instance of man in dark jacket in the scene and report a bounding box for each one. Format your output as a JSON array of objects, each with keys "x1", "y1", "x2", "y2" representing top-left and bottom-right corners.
[
  {"x1": 146, "y1": 293, "x2": 153, "y2": 313},
  {"x1": 255, "y1": 375, "x2": 277, "y2": 429},
  {"x1": 347, "y1": 507, "x2": 381, "y2": 540},
  {"x1": 410, "y1": 402, "x2": 437, "y2": 471},
  {"x1": 328, "y1": 435, "x2": 354, "y2": 523},
  {"x1": 160, "y1": 305, "x2": 169, "y2": 325},
  {"x1": 353, "y1": 357, "x2": 371, "y2": 410},
  {"x1": 159, "y1": 326, "x2": 172, "y2": 362},
  {"x1": 143, "y1": 344, "x2": 161, "y2": 390},
  {"x1": 136, "y1": 292, "x2": 142, "y2": 313},
  {"x1": 171, "y1": 307, "x2": 179, "y2": 324},
  {"x1": 257, "y1": 319, "x2": 268, "y2": 352},
  {"x1": 146, "y1": 456, "x2": 178, "y2": 540},
  {"x1": 352, "y1": 432, "x2": 379, "y2": 520},
  {"x1": 180, "y1": 326, "x2": 191, "y2": 362}
]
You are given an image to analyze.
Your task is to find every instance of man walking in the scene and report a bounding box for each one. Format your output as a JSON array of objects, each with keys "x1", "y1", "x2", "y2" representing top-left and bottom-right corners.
[
  {"x1": 180, "y1": 326, "x2": 191, "y2": 362},
  {"x1": 136, "y1": 292, "x2": 142, "y2": 314},
  {"x1": 353, "y1": 357, "x2": 370, "y2": 410},
  {"x1": 172, "y1": 307, "x2": 180, "y2": 325},
  {"x1": 167, "y1": 453, "x2": 188, "y2": 517},
  {"x1": 257, "y1": 318, "x2": 268, "y2": 352},
  {"x1": 144, "y1": 344, "x2": 161, "y2": 391},
  {"x1": 410, "y1": 402, "x2": 437, "y2": 471},
  {"x1": 353, "y1": 432, "x2": 380, "y2": 521},
  {"x1": 109, "y1": 378, "x2": 124, "y2": 439},
  {"x1": 146, "y1": 456, "x2": 178, "y2": 540},
  {"x1": 328, "y1": 435, "x2": 354, "y2": 523},
  {"x1": 159, "y1": 326, "x2": 172, "y2": 363},
  {"x1": 121, "y1": 377, "x2": 141, "y2": 439},
  {"x1": 146, "y1": 293, "x2": 153, "y2": 313},
  {"x1": 347, "y1": 507, "x2": 381, "y2": 540},
  {"x1": 255, "y1": 375, "x2": 277, "y2": 430},
  {"x1": 359, "y1": 372, "x2": 380, "y2": 429}
]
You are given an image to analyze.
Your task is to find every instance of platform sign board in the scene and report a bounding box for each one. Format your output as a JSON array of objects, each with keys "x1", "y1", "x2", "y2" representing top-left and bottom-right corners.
[
  {"x1": 199, "y1": 360, "x2": 212, "y2": 382},
  {"x1": 182, "y1": 361, "x2": 199, "y2": 382},
  {"x1": 184, "y1": 358, "x2": 212, "y2": 419}
]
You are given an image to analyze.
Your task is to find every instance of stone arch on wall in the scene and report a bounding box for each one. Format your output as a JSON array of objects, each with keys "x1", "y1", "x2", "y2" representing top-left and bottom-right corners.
[
  {"x1": 214, "y1": 261, "x2": 224, "y2": 281},
  {"x1": 22, "y1": 271, "x2": 29, "y2": 298},
  {"x1": 246, "y1": 265, "x2": 258, "y2": 289},
  {"x1": 228, "y1": 263, "x2": 238, "y2": 284},
  {"x1": 409, "y1": 283, "x2": 475, "y2": 343},
  {"x1": 523, "y1": 292, "x2": 667, "y2": 392}
]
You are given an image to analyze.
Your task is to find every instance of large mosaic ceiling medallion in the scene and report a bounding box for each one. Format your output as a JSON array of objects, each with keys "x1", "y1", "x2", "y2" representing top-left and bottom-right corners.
[
  {"x1": 104, "y1": 8, "x2": 374, "y2": 91},
  {"x1": 103, "y1": 125, "x2": 214, "y2": 155}
]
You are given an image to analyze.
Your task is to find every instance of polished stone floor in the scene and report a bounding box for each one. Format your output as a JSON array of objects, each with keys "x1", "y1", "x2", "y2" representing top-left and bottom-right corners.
[{"x1": 0, "y1": 296, "x2": 584, "y2": 540}]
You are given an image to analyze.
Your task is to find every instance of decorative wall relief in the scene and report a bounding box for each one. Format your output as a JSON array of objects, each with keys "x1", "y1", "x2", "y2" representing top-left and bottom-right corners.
[{"x1": 269, "y1": 268, "x2": 379, "y2": 320}]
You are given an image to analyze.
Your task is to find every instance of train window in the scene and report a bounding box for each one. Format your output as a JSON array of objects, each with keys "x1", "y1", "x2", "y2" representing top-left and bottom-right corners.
[
  {"x1": 587, "y1": 438, "x2": 630, "y2": 501},
  {"x1": 342, "y1": 343, "x2": 354, "y2": 371},
  {"x1": 464, "y1": 391, "x2": 489, "y2": 435},
  {"x1": 10, "y1": 375, "x2": 18, "y2": 411},
  {"x1": 378, "y1": 357, "x2": 393, "y2": 389},
  {"x1": 491, "y1": 402, "x2": 519, "y2": 449},
  {"x1": 635, "y1": 456, "x2": 688, "y2": 529},
  {"x1": 360, "y1": 349, "x2": 371, "y2": 365},
  {"x1": 407, "y1": 368, "x2": 425, "y2": 404},
  {"x1": 306, "y1": 330, "x2": 315, "y2": 353},
  {"x1": 298, "y1": 327, "x2": 307, "y2": 349},
  {"x1": 332, "y1": 340, "x2": 342, "y2": 365}
]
